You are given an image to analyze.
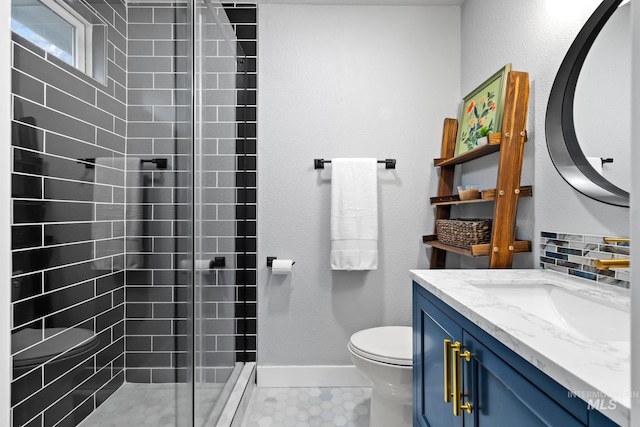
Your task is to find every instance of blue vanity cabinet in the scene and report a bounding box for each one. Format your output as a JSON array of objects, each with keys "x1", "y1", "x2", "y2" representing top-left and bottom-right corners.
[
  {"x1": 413, "y1": 282, "x2": 619, "y2": 427},
  {"x1": 462, "y1": 331, "x2": 584, "y2": 426},
  {"x1": 413, "y1": 285, "x2": 463, "y2": 427}
]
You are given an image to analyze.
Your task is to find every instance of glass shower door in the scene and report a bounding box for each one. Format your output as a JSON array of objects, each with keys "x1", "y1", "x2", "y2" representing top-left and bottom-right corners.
[{"x1": 193, "y1": 0, "x2": 246, "y2": 424}]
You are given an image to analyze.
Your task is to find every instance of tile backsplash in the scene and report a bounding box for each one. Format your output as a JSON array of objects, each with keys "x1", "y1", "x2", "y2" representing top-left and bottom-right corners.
[{"x1": 540, "y1": 231, "x2": 630, "y2": 289}]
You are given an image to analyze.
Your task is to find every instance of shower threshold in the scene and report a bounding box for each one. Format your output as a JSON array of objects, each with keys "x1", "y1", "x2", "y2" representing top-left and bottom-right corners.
[{"x1": 77, "y1": 363, "x2": 255, "y2": 427}]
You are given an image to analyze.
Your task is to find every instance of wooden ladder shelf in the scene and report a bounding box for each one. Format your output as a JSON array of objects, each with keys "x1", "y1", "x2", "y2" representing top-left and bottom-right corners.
[{"x1": 424, "y1": 70, "x2": 532, "y2": 269}]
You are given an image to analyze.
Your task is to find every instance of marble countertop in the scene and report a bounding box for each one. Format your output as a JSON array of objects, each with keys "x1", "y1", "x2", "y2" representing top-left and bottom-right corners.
[{"x1": 410, "y1": 269, "x2": 630, "y2": 427}]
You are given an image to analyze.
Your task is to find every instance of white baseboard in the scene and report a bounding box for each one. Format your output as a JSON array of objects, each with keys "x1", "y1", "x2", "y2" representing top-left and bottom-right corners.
[{"x1": 257, "y1": 365, "x2": 372, "y2": 387}]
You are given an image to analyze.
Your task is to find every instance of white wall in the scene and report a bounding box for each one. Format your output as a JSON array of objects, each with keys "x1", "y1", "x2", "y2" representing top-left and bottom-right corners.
[
  {"x1": 258, "y1": 4, "x2": 460, "y2": 368},
  {"x1": 1, "y1": 0, "x2": 11, "y2": 422},
  {"x1": 459, "y1": 0, "x2": 629, "y2": 268}
]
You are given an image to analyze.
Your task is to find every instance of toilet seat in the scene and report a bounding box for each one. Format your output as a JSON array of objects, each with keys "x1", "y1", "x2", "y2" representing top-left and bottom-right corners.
[
  {"x1": 349, "y1": 326, "x2": 412, "y2": 366},
  {"x1": 13, "y1": 327, "x2": 99, "y2": 368}
]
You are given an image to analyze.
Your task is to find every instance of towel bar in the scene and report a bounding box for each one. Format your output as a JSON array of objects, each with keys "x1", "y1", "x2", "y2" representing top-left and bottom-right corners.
[
  {"x1": 77, "y1": 158, "x2": 168, "y2": 169},
  {"x1": 314, "y1": 158, "x2": 396, "y2": 169}
]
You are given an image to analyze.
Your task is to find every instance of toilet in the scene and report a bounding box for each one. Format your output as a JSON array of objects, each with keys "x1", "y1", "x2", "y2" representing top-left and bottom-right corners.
[
  {"x1": 348, "y1": 326, "x2": 413, "y2": 427},
  {"x1": 13, "y1": 327, "x2": 100, "y2": 378}
]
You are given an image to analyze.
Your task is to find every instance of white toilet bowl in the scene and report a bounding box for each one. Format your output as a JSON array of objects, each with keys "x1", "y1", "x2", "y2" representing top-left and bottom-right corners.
[{"x1": 348, "y1": 326, "x2": 413, "y2": 427}]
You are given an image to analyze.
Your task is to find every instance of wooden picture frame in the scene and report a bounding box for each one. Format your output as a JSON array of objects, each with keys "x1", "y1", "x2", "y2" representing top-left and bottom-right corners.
[{"x1": 454, "y1": 63, "x2": 512, "y2": 157}]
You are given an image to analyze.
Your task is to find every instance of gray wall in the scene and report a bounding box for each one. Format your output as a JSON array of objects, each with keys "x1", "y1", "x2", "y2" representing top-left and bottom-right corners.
[
  {"x1": 257, "y1": 4, "x2": 461, "y2": 367},
  {"x1": 458, "y1": 0, "x2": 629, "y2": 274}
]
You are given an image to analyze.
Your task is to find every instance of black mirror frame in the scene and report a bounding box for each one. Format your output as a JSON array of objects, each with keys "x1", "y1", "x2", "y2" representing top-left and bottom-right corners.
[{"x1": 545, "y1": 0, "x2": 629, "y2": 207}]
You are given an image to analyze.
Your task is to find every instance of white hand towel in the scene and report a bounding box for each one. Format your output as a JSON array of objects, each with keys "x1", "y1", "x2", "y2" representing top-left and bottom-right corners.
[
  {"x1": 92, "y1": 157, "x2": 143, "y2": 270},
  {"x1": 330, "y1": 158, "x2": 378, "y2": 270}
]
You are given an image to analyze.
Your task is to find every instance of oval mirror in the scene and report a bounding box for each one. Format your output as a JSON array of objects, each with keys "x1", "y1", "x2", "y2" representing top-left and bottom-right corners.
[{"x1": 545, "y1": 0, "x2": 630, "y2": 207}]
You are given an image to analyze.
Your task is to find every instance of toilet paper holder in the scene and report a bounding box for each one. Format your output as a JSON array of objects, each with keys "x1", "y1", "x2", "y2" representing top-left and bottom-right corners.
[{"x1": 267, "y1": 257, "x2": 295, "y2": 267}]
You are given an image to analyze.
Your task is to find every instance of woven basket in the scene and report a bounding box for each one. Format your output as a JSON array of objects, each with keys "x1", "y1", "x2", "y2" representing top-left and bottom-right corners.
[{"x1": 436, "y1": 219, "x2": 493, "y2": 249}]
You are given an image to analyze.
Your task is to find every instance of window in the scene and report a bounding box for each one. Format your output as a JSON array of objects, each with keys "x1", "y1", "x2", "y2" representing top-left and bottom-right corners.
[{"x1": 11, "y1": 0, "x2": 92, "y2": 74}]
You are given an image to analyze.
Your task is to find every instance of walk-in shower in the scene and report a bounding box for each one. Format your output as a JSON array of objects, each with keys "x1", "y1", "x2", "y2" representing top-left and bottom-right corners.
[{"x1": 9, "y1": 0, "x2": 257, "y2": 425}]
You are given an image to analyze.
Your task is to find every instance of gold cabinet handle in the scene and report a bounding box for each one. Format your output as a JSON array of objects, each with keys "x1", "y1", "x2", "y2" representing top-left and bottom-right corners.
[
  {"x1": 452, "y1": 343, "x2": 473, "y2": 416},
  {"x1": 443, "y1": 339, "x2": 453, "y2": 403},
  {"x1": 604, "y1": 237, "x2": 630, "y2": 244}
]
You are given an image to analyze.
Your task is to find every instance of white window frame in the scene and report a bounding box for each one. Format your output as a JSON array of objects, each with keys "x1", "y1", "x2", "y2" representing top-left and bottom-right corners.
[{"x1": 30, "y1": 0, "x2": 93, "y2": 74}]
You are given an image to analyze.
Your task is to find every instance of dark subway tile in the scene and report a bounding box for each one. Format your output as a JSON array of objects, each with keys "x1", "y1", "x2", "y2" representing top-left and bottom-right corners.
[
  {"x1": 236, "y1": 254, "x2": 256, "y2": 269},
  {"x1": 96, "y1": 371, "x2": 124, "y2": 408},
  {"x1": 126, "y1": 352, "x2": 171, "y2": 368},
  {"x1": 40, "y1": 320, "x2": 95, "y2": 383},
  {"x1": 126, "y1": 319, "x2": 172, "y2": 336},
  {"x1": 237, "y1": 155, "x2": 256, "y2": 171},
  {"x1": 45, "y1": 261, "x2": 101, "y2": 292},
  {"x1": 96, "y1": 272, "x2": 124, "y2": 295},
  {"x1": 12, "y1": 121, "x2": 43, "y2": 151},
  {"x1": 14, "y1": 200, "x2": 93, "y2": 224},
  {"x1": 14, "y1": 98, "x2": 96, "y2": 144},
  {"x1": 12, "y1": 69, "x2": 44, "y2": 104},
  {"x1": 236, "y1": 189, "x2": 256, "y2": 204},
  {"x1": 45, "y1": 223, "x2": 106, "y2": 246},
  {"x1": 11, "y1": 272, "x2": 42, "y2": 302},
  {"x1": 236, "y1": 269, "x2": 256, "y2": 285},
  {"x1": 13, "y1": 281, "x2": 94, "y2": 327},
  {"x1": 12, "y1": 174, "x2": 42, "y2": 199},
  {"x1": 45, "y1": 132, "x2": 113, "y2": 163},
  {"x1": 126, "y1": 368, "x2": 150, "y2": 383},
  {"x1": 13, "y1": 43, "x2": 97, "y2": 104},
  {"x1": 224, "y1": 8, "x2": 256, "y2": 23},
  {"x1": 152, "y1": 369, "x2": 186, "y2": 383},
  {"x1": 234, "y1": 24, "x2": 256, "y2": 40},
  {"x1": 45, "y1": 86, "x2": 113, "y2": 132},
  {"x1": 12, "y1": 242, "x2": 93, "y2": 275},
  {"x1": 96, "y1": 337, "x2": 124, "y2": 369},
  {"x1": 44, "y1": 178, "x2": 110, "y2": 203},
  {"x1": 235, "y1": 139, "x2": 256, "y2": 155},
  {"x1": 12, "y1": 225, "x2": 42, "y2": 250},
  {"x1": 113, "y1": 319, "x2": 125, "y2": 341},
  {"x1": 45, "y1": 294, "x2": 111, "y2": 330},
  {"x1": 125, "y1": 336, "x2": 151, "y2": 352},
  {"x1": 154, "y1": 303, "x2": 187, "y2": 319},
  {"x1": 11, "y1": 320, "x2": 43, "y2": 358},
  {"x1": 125, "y1": 270, "x2": 152, "y2": 286},
  {"x1": 235, "y1": 205, "x2": 256, "y2": 220},
  {"x1": 235, "y1": 237, "x2": 257, "y2": 252},
  {"x1": 236, "y1": 220, "x2": 256, "y2": 237},
  {"x1": 235, "y1": 105, "x2": 257, "y2": 121},
  {"x1": 236, "y1": 318, "x2": 257, "y2": 334},
  {"x1": 12, "y1": 358, "x2": 93, "y2": 427},
  {"x1": 97, "y1": 305, "x2": 124, "y2": 332},
  {"x1": 49, "y1": 382, "x2": 95, "y2": 427},
  {"x1": 237, "y1": 286, "x2": 256, "y2": 303},
  {"x1": 11, "y1": 367, "x2": 42, "y2": 406},
  {"x1": 172, "y1": 352, "x2": 188, "y2": 368},
  {"x1": 126, "y1": 303, "x2": 153, "y2": 318},
  {"x1": 153, "y1": 335, "x2": 187, "y2": 352},
  {"x1": 236, "y1": 335, "x2": 257, "y2": 351},
  {"x1": 237, "y1": 91, "x2": 257, "y2": 108},
  {"x1": 236, "y1": 171, "x2": 256, "y2": 187}
]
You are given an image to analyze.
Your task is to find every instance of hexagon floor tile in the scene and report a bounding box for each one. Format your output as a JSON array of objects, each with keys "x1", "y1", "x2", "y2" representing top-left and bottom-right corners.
[{"x1": 241, "y1": 387, "x2": 372, "y2": 427}]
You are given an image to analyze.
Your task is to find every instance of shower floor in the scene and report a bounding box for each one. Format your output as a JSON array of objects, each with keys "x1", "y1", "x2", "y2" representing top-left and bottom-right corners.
[{"x1": 78, "y1": 383, "x2": 222, "y2": 427}]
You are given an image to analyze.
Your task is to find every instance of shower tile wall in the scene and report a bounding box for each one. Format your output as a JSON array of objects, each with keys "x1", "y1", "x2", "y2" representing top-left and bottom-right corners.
[
  {"x1": 124, "y1": 1, "x2": 257, "y2": 383},
  {"x1": 10, "y1": 0, "x2": 127, "y2": 425},
  {"x1": 124, "y1": 1, "x2": 191, "y2": 384}
]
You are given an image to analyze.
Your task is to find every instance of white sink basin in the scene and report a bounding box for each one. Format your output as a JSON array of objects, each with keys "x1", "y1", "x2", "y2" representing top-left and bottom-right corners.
[{"x1": 469, "y1": 281, "x2": 630, "y2": 343}]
